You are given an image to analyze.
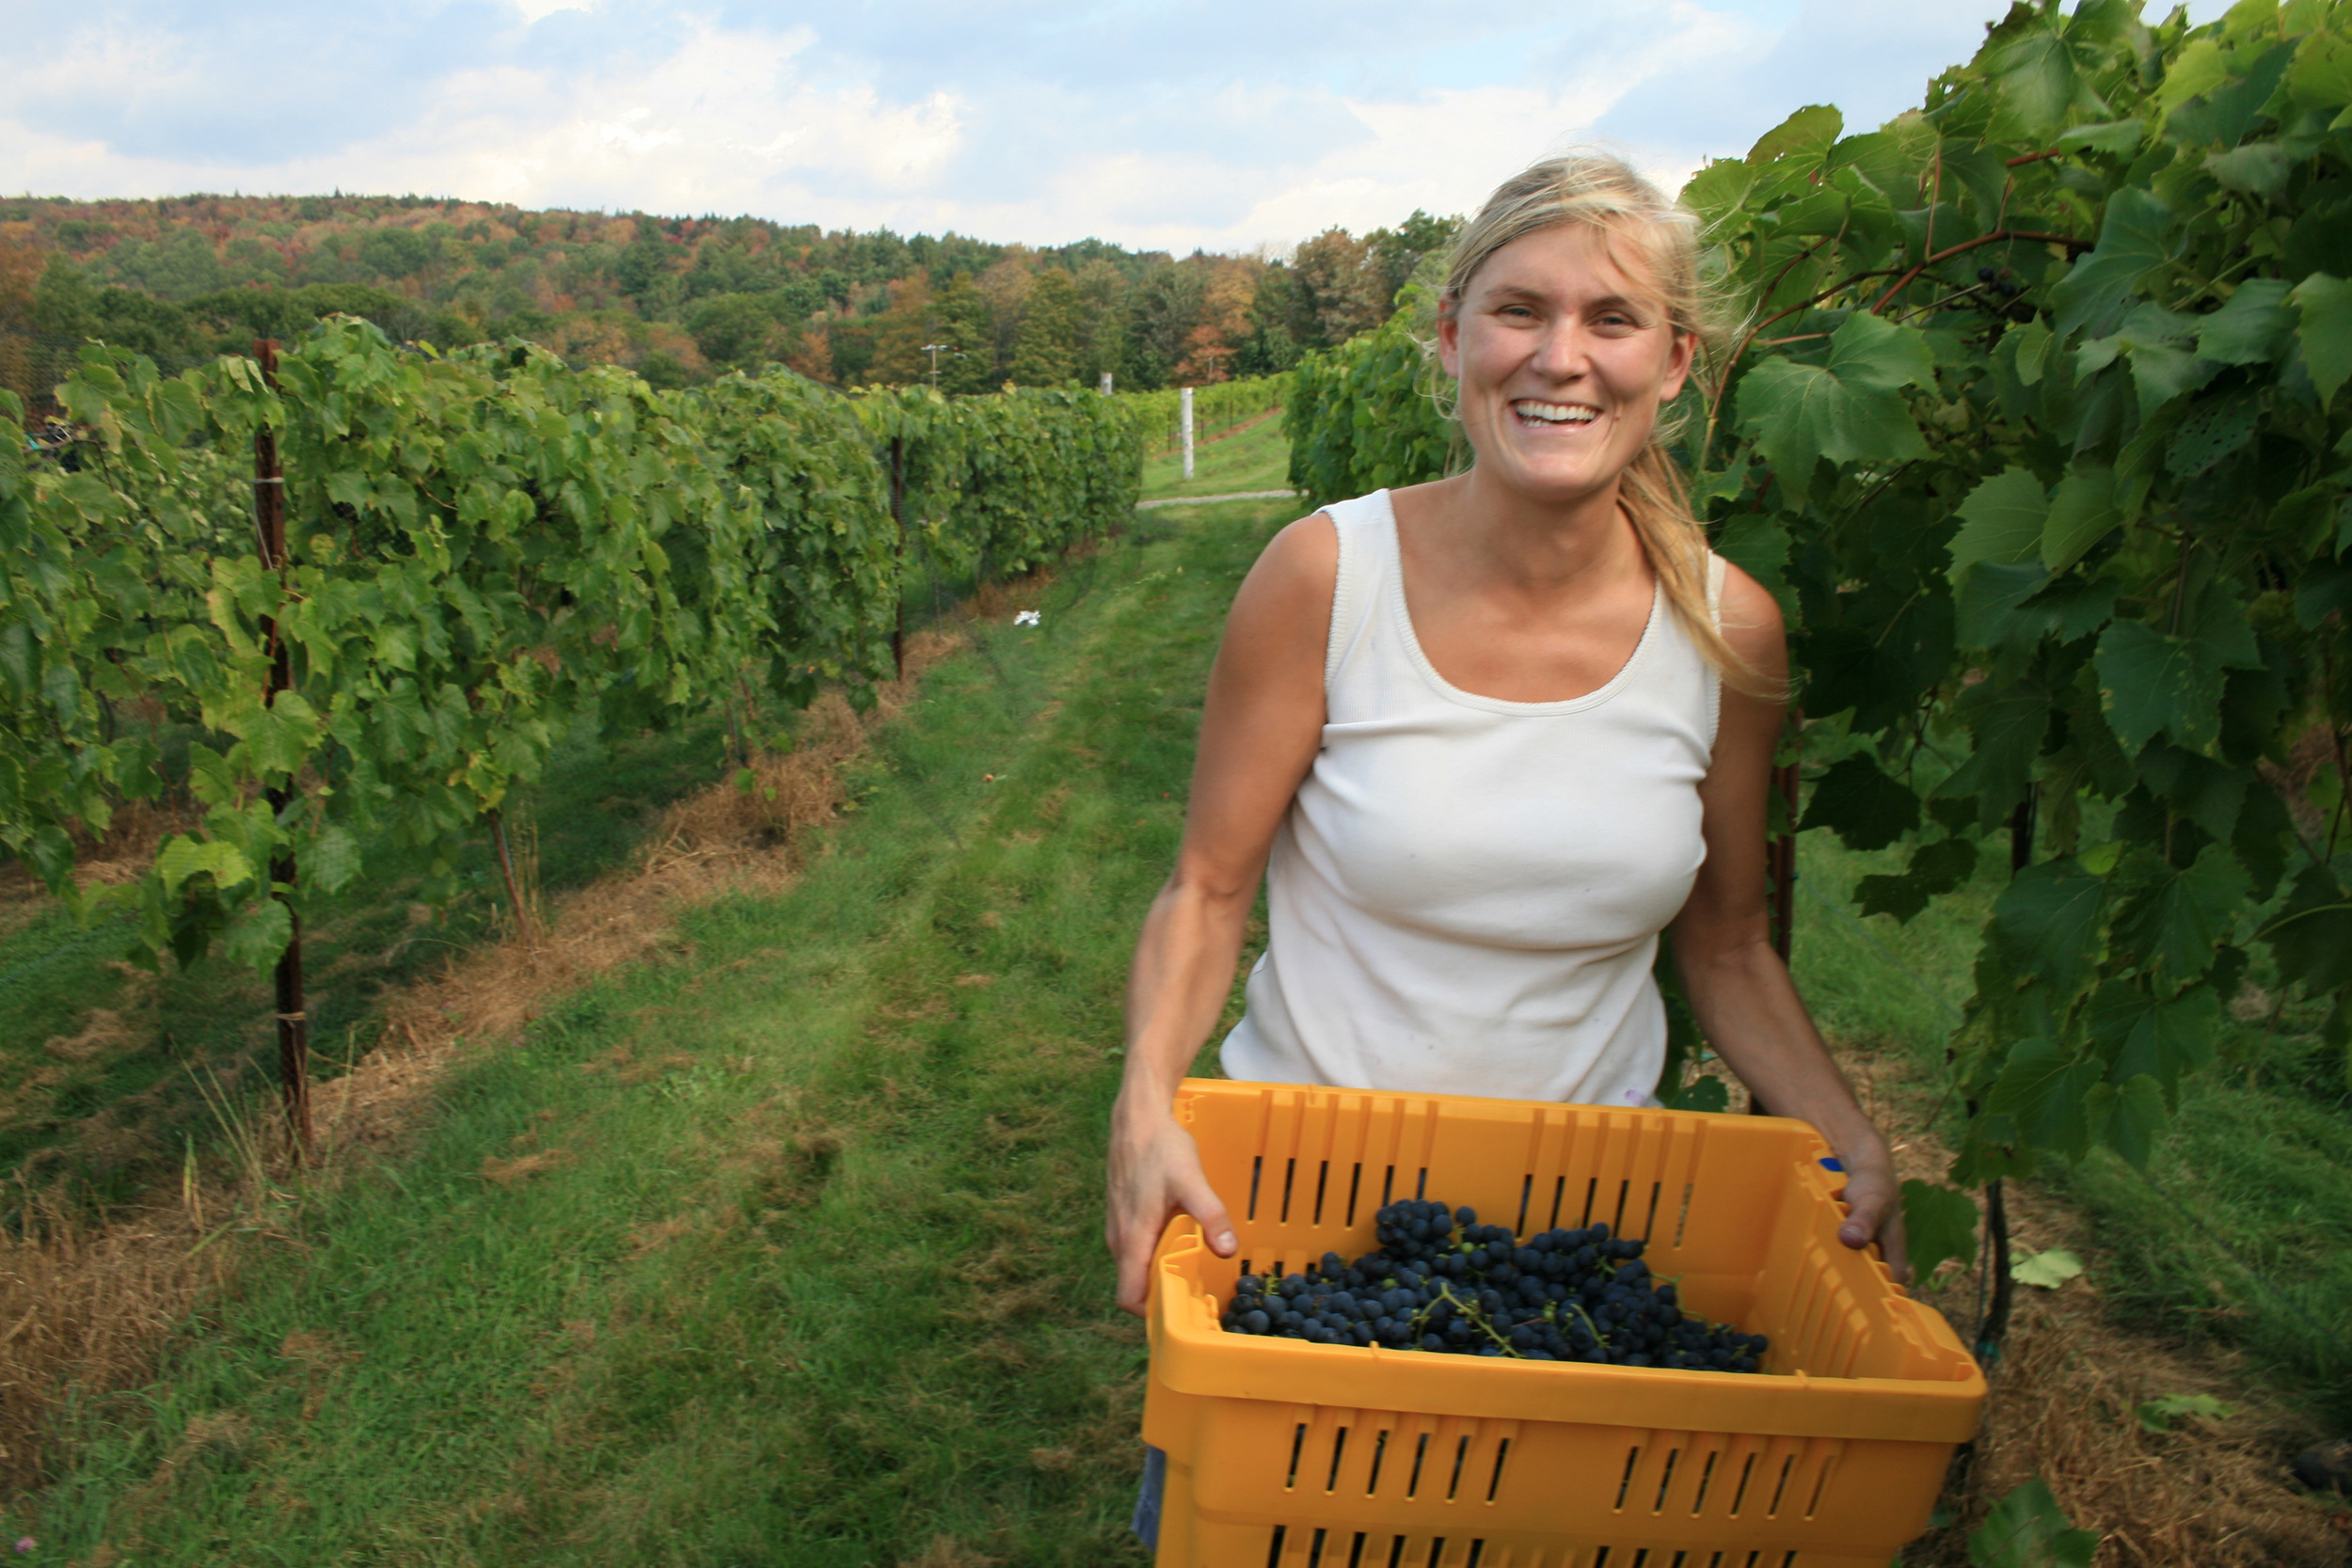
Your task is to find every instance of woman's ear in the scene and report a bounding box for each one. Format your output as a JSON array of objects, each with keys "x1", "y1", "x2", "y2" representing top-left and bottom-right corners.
[
  {"x1": 1436, "y1": 307, "x2": 1461, "y2": 378},
  {"x1": 1658, "y1": 327, "x2": 1696, "y2": 403}
]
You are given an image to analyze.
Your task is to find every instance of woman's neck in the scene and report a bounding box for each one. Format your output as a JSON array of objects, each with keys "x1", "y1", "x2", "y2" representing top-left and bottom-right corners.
[{"x1": 1414, "y1": 465, "x2": 1648, "y2": 603}]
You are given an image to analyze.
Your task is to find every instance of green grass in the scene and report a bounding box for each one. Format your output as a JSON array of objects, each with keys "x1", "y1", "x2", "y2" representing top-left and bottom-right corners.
[
  {"x1": 1140, "y1": 410, "x2": 1294, "y2": 500},
  {"x1": 24, "y1": 500, "x2": 1294, "y2": 1565},
  {"x1": 0, "y1": 712, "x2": 739, "y2": 1211}
]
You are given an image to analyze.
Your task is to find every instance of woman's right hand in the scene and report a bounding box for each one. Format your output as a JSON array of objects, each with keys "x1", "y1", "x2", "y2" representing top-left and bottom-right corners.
[{"x1": 1106, "y1": 1104, "x2": 1237, "y2": 1317}]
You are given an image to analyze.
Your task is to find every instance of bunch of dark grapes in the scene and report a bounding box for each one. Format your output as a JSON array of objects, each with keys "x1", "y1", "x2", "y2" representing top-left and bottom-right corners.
[
  {"x1": 1217, "y1": 1199, "x2": 1771, "y2": 1371},
  {"x1": 1977, "y1": 265, "x2": 2027, "y2": 299}
]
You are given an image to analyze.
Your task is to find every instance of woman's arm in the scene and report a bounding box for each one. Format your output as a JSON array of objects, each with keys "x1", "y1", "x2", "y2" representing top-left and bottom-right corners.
[
  {"x1": 1669, "y1": 566, "x2": 1911, "y2": 1282},
  {"x1": 1107, "y1": 513, "x2": 1337, "y2": 1315}
]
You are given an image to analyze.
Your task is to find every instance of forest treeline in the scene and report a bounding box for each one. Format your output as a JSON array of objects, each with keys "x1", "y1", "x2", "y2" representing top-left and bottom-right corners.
[{"x1": 0, "y1": 193, "x2": 1454, "y2": 397}]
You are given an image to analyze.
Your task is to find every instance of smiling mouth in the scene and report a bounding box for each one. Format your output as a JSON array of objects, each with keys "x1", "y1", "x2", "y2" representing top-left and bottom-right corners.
[{"x1": 1512, "y1": 399, "x2": 1600, "y2": 427}]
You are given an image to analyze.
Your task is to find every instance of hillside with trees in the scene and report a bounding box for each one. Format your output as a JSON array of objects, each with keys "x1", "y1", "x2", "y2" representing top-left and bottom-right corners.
[{"x1": 0, "y1": 193, "x2": 1454, "y2": 403}]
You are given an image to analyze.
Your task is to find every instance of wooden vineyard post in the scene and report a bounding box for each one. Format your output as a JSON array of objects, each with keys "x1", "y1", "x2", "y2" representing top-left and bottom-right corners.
[
  {"x1": 888, "y1": 435, "x2": 908, "y2": 682},
  {"x1": 1975, "y1": 786, "x2": 2041, "y2": 1359},
  {"x1": 1752, "y1": 709, "x2": 1804, "y2": 1116},
  {"x1": 252, "y1": 339, "x2": 312, "y2": 1160},
  {"x1": 1180, "y1": 386, "x2": 1195, "y2": 480}
]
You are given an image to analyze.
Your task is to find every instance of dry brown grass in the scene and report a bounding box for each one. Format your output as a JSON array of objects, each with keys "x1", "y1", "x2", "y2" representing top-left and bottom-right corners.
[{"x1": 0, "y1": 623, "x2": 977, "y2": 1497}]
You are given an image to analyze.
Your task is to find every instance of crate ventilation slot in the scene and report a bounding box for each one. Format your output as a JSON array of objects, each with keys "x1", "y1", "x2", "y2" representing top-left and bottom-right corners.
[{"x1": 1263, "y1": 1536, "x2": 1809, "y2": 1567}]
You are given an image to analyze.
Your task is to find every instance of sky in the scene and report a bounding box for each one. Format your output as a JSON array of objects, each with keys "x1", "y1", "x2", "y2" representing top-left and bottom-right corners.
[{"x1": 0, "y1": 0, "x2": 2182, "y2": 255}]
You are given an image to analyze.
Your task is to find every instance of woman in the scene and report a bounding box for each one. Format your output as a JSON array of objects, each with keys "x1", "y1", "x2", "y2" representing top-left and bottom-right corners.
[{"x1": 1106, "y1": 153, "x2": 1906, "y2": 1326}]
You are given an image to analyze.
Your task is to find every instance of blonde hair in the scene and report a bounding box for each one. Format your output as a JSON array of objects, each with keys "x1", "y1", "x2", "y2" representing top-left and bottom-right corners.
[{"x1": 1437, "y1": 152, "x2": 1769, "y2": 695}]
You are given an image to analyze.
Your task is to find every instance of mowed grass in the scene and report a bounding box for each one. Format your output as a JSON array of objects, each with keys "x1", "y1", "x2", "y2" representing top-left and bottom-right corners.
[
  {"x1": 1140, "y1": 410, "x2": 1294, "y2": 500},
  {"x1": 29, "y1": 501, "x2": 1294, "y2": 1566}
]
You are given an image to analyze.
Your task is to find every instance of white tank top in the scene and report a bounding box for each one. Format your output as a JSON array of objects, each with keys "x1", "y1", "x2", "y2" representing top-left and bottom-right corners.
[{"x1": 1218, "y1": 489, "x2": 1725, "y2": 1107}]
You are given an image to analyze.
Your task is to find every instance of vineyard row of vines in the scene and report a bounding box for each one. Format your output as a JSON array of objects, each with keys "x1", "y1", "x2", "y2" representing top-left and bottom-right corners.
[
  {"x1": 0, "y1": 324, "x2": 1145, "y2": 1141},
  {"x1": 1286, "y1": 0, "x2": 2352, "y2": 1326}
]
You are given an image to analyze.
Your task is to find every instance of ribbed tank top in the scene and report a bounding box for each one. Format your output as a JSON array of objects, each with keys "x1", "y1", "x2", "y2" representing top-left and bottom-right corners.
[{"x1": 1218, "y1": 489, "x2": 1725, "y2": 1107}]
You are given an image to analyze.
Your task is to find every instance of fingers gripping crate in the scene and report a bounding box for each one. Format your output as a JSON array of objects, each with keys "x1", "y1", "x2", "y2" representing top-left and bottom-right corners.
[{"x1": 1142, "y1": 1081, "x2": 1986, "y2": 1568}]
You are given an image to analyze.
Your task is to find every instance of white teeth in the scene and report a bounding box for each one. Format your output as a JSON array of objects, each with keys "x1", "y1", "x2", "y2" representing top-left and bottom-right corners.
[{"x1": 1513, "y1": 400, "x2": 1599, "y2": 424}]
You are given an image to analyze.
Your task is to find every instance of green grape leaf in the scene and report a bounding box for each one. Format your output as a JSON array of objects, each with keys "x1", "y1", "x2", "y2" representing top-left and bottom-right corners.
[
  {"x1": 1797, "y1": 754, "x2": 1920, "y2": 850},
  {"x1": 156, "y1": 835, "x2": 256, "y2": 895},
  {"x1": 2205, "y1": 141, "x2": 2296, "y2": 200},
  {"x1": 307, "y1": 824, "x2": 363, "y2": 896},
  {"x1": 1991, "y1": 860, "x2": 2107, "y2": 1001},
  {"x1": 2109, "y1": 843, "x2": 2249, "y2": 986},
  {"x1": 2194, "y1": 279, "x2": 2295, "y2": 365},
  {"x1": 1957, "y1": 561, "x2": 2056, "y2": 651},
  {"x1": 2168, "y1": 388, "x2": 2262, "y2": 476},
  {"x1": 2097, "y1": 618, "x2": 2236, "y2": 753},
  {"x1": 1856, "y1": 836, "x2": 1980, "y2": 923},
  {"x1": 2136, "y1": 1392, "x2": 2234, "y2": 1432},
  {"x1": 1714, "y1": 515, "x2": 1790, "y2": 594},
  {"x1": 2290, "y1": 272, "x2": 2352, "y2": 407},
  {"x1": 2137, "y1": 745, "x2": 2248, "y2": 842},
  {"x1": 1982, "y1": 12, "x2": 2111, "y2": 136},
  {"x1": 1735, "y1": 313, "x2": 1932, "y2": 506},
  {"x1": 1747, "y1": 104, "x2": 1843, "y2": 165},
  {"x1": 2055, "y1": 118, "x2": 2145, "y2": 154},
  {"x1": 1948, "y1": 467, "x2": 2049, "y2": 582},
  {"x1": 2287, "y1": 30, "x2": 2352, "y2": 111},
  {"x1": 2051, "y1": 188, "x2": 2176, "y2": 341},
  {"x1": 2089, "y1": 981, "x2": 2220, "y2": 1087},
  {"x1": 2010, "y1": 1247, "x2": 2084, "y2": 1289},
  {"x1": 2265, "y1": 863, "x2": 2352, "y2": 994},
  {"x1": 2041, "y1": 464, "x2": 2121, "y2": 573},
  {"x1": 1900, "y1": 1180, "x2": 1979, "y2": 1281},
  {"x1": 1986, "y1": 1037, "x2": 2100, "y2": 1158},
  {"x1": 221, "y1": 894, "x2": 294, "y2": 972},
  {"x1": 1937, "y1": 670, "x2": 2055, "y2": 824}
]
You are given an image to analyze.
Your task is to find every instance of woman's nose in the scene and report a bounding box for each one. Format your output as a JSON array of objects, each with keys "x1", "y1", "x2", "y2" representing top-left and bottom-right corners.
[{"x1": 1528, "y1": 319, "x2": 1590, "y2": 380}]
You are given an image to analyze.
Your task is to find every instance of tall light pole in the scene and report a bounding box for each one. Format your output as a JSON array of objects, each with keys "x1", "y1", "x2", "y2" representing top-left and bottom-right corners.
[{"x1": 921, "y1": 341, "x2": 961, "y2": 390}]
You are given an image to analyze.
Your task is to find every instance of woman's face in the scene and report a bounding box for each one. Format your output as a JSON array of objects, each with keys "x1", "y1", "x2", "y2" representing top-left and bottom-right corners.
[{"x1": 1437, "y1": 222, "x2": 1693, "y2": 507}]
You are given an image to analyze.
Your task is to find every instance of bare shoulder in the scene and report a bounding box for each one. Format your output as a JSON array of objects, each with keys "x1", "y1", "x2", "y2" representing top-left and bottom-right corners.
[
  {"x1": 1209, "y1": 510, "x2": 1336, "y2": 705},
  {"x1": 1713, "y1": 557, "x2": 1788, "y2": 675},
  {"x1": 1226, "y1": 510, "x2": 1338, "y2": 632}
]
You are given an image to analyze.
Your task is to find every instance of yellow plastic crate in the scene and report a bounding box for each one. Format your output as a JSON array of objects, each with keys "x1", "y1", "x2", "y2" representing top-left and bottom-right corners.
[{"x1": 1143, "y1": 1080, "x2": 1986, "y2": 1568}]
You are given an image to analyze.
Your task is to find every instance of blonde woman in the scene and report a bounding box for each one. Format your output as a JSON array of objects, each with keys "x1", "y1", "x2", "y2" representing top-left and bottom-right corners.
[{"x1": 1106, "y1": 155, "x2": 1907, "y2": 1347}]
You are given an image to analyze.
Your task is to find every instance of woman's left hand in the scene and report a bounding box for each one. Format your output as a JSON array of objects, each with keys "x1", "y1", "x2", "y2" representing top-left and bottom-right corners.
[{"x1": 1833, "y1": 1141, "x2": 1910, "y2": 1285}]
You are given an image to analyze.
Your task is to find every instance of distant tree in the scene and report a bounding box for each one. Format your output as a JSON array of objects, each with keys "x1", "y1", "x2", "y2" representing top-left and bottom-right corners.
[
  {"x1": 613, "y1": 216, "x2": 677, "y2": 304},
  {"x1": 866, "y1": 275, "x2": 937, "y2": 386},
  {"x1": 1009, "y1": 268, "x2": 1081, "y2": 386},
  {"x1": 1233, "y1": 262, "x2": 1302, "y2": 377},
  {"x1": 686, "y1": 292, "x2": 798, "y2": 370},
  {"x1": 1071, "y1": 260, "x2": 1130, "y2": 388},
  {"x1": 358, "y1": 225, "x2": 437, "y2": 280},
  {"x1": 1287, "y1": 229, "x2": 1386, "y2": 350},
  {"x1": 1125, "y1": 261, "x2": 1207, "y2": 390},
  {"x1": 0, "y1": 238, "x2": 40, "y2": 335},
  {"x1": 825, "y1": 321, "x2": 874, "y2": 385},
  {"x1": 32, "y1": 257, "x2": 206, "y2": 366},
  {"x1": 932, "y1": 275, "x2": 995, "y2": 394},
  {"x1": 1173, "y1": 257, "x2": 1260, "y2": 384},
  {"x1": 1365, "y1": 210, "x2": 1461, "y2": 312}
]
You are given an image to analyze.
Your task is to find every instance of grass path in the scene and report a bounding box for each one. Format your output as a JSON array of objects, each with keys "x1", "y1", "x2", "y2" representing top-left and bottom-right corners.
[
  {"x1": 32, "y1": 500, "x2": 1293, "y2": 1567},
  {"x1": 1138, "y1": 410, "x2": 1292, "y2": 500}
]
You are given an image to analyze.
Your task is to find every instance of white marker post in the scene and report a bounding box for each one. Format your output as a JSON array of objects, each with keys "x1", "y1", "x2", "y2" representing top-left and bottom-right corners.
[
  {"x1": 1099, "y1": 371, "x2": 1114, "y2": 396},
  {"x1": 1181, "y1": 386, "x2": 1195, "y2": 481}
]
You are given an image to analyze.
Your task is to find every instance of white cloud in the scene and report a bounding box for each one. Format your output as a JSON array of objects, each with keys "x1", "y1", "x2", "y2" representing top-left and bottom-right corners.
[{"x1": 0, "y1": 0, "x2": 2160, "y2": 252}]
